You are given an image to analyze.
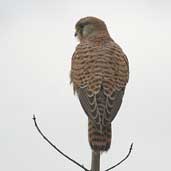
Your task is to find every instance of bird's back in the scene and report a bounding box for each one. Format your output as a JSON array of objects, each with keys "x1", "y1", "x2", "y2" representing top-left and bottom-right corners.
[{"x1": 71, "y1": 37, "x2": 129, "y2": 151}]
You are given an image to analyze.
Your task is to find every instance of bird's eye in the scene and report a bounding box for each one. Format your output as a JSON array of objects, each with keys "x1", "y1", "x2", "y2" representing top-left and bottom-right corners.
[
  {"x1": 79, "y1": 24, "x2": 84, "y2": 29},
  {"x1": 79, "y1": 22, "x2": 89, "y2": 29},
  {"x1": 78, "y1": 24, "x2": 84, "y2": 36}
]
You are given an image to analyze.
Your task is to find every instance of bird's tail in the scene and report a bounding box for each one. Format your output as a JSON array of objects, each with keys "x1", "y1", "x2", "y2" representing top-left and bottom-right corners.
[{"x1": 88, "y1": 119, "x2": 111, "y2": 152}]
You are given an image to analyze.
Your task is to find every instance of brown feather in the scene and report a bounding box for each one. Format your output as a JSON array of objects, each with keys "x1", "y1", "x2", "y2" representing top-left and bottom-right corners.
[{"x1": 70, "y1": 17, "x2": 129, "y2": 151}]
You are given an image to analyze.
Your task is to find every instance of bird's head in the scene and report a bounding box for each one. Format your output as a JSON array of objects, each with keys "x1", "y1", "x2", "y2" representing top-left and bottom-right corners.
[{"x1": 75, "y1": 16, "x2": 110, "y2": 42}]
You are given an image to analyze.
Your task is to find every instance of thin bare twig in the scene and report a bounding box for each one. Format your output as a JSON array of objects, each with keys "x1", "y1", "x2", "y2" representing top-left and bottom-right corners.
[
  {"x1": 33, "y1": 114, "x2": 133, "y2": 171},
  {"x1": 32, "y1": 115, "x2": 90, "y2": 171},
  {"x1": 104, "y1": 143, "x2": 133, "y2": 171}
]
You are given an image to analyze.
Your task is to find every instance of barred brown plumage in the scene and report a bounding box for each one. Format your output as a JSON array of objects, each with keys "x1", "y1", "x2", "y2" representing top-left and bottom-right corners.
[
  {"x1": 70, "y1": 16, "x2": 129, "y2": 152},
  {"x1": 88, "y1": 119, "x2": 111, "y2": 151}
]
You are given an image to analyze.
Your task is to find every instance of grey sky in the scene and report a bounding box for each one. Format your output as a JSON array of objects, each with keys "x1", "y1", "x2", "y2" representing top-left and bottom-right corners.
[{"x1": 0, "y1": 0, "x2": 171, "y2": 170}]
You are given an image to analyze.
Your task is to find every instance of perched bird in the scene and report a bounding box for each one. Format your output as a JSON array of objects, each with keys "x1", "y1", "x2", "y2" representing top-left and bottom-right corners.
[{"x1": 70, "y1": 17, "x2": 129, "y2": 152}]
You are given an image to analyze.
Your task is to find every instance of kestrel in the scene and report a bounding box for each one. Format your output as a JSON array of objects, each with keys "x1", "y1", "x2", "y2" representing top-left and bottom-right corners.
[{"x1": 70, "y1": 17, "x2": 129, "y2": 152}]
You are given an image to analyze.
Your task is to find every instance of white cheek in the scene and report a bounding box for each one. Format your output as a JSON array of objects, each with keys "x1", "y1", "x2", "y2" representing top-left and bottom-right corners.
[
  {"x1": 82, "y1": 26, "x2": 94, "y2": 37},
  {"x1": 82, "y1": 29, "x2": 88, "y2": 37}
]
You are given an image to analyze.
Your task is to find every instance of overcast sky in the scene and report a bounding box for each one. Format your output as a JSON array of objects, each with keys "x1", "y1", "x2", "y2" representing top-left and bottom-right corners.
[{"x1": 0, "y1": 0, "x2": 171, "y2": 171}]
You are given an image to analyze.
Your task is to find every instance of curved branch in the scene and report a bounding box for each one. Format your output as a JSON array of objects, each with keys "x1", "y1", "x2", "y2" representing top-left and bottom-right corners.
[
  {"x1": 33, "y1": 114, "x2": 133, "y2": 171},
  {"x1": 104, "y1": 143, "x2": 133, "y2": 171},
  {"x1": 32, "y1": 115, "x2": 90, "y2": 171}
]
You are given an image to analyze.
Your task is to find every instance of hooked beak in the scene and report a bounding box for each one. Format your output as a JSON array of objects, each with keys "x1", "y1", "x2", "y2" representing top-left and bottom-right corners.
[{"x1": 74, "y1": 31, "x2": 77, "y2": 37}]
